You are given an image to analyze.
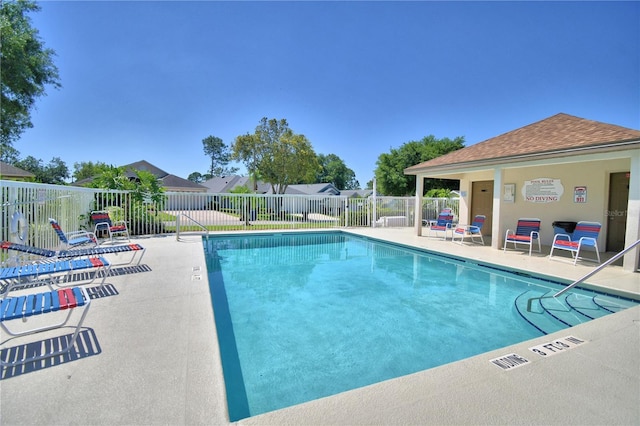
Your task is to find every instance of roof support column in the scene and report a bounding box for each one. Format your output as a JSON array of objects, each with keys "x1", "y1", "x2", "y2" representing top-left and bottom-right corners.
[
  {"x1": 414, "y1": 175, "x2": 424, "y2": 236},
  {"x1": 623, "y1": 150, "x2": 640, "y2": 272},
  {"x1": 491, "y1": 168, "x2": 505, "y2": 250}
]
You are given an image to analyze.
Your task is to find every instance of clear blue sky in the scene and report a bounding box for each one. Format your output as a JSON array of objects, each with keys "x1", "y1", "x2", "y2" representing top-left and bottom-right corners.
[{"x1": 19, "y1": 1, "x2": 640, "y2": 187}]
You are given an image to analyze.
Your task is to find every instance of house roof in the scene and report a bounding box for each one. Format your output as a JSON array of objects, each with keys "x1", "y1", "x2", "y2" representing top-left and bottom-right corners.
[
  {"x1": 285, "y1": 183, "x2": 340, "y2": 195},
  {"x1": 340, "y1": 189, "x2": 374, "y2": 198},
  {"x1": 405, "y1": 113, "x2": 640, "y2": 174},
  {"x1": 201, "y1": 176, "x2": 272, "y2": 193},
  {"x1": 160, "y1": 174, "x2": 207, "y2": 191},
  {"x1": 0, "y1": 161, "x2": 35, "y2": 179}
]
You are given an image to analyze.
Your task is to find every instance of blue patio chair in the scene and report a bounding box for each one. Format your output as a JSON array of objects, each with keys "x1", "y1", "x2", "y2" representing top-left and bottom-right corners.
[
  {"x1": 428, "y1": 211, "x2": 455, "y2": 240},
  {"x1": 452, "y1": 215, "x2": 486, "y2": 245},
  {"x1": 503, "y1": 218, "x2": 541, "y2": 256},
  {"x1": 549, "y1": 221, "x2": 601, "y2": 265}
]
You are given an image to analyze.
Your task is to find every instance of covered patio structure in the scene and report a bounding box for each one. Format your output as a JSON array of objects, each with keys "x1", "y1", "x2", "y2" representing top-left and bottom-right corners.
[{"x1": 405, "y1": 113, "x2": 640, "y2": 271}]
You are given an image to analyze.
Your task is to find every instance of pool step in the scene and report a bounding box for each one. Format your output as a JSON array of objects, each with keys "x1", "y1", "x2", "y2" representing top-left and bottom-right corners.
[{"x1": 514, "y1": 290, "x2": 637, "y2": 335}]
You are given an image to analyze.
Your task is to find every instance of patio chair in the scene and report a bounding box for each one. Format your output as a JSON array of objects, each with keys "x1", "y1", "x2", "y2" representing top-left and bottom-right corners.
[
  {"x1": 549, "y1": 221, "x2": 601, "y2": 265},
  {"x1": 422, "y1": 208, "x2": 452, "y2": 226},
  {"x1": 452, "y1": 215, "x2": 486, "y2": 245},
  {"x1": 49, "y1": 218, "x2": 98, "y2": 249},
  {"x1": 1, "y1": 286, "x2": 91, "y2": 367},
  {"x1": 503, "y1": 218, "x2": 541, "y2": 256},
  {"x1": 91, "y1": 211, "x2": 130, "y2": 243},
  {"x1": 427, "y1": 211, "x2": 455, "y2": 240}
]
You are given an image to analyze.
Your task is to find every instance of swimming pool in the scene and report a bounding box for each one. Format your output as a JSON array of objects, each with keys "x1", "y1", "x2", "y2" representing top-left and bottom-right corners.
[{"x1": 204, "y1": 231, "x2": 637, "y2": 421}]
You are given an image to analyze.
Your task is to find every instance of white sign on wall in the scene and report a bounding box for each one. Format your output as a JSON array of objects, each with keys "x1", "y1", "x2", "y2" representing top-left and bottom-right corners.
[
  {"x1": 521, "y1": 178, "x2": 564, "y2": 203},
  {"x1": 574, "y1": 186, "x2": 587, "y2": 203}
]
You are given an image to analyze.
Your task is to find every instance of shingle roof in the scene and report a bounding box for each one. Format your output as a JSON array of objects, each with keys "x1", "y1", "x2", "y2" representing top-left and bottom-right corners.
[
  {"x1": 0, "y1": 161, "x2": 36, "y2": 179},
  {"x1": 160, "y1": 174, "x2": 207, "y2": 190},
  {"x1": 201, "y1": 176, "x2": 272, "y2": 193},
  {"x1": 405, "y1": 113, "x2": 640, "y2": 174},
  {"x1": 285, "y1": 183, "x2": 340, "y2": 195},
  {"x1": 123, "y1": 160, "x2": 169, "y2": 178}
]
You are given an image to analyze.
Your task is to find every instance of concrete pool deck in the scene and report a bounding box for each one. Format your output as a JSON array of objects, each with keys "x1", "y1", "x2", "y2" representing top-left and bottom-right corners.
[{"x1": 1, "y1": 228, "x2": 638, "y2": 425}]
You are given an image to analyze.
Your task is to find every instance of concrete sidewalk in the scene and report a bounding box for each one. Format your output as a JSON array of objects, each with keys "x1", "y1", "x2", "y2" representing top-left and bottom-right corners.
[{"x1": 1, "y1": 230, "x2": 638, "y2": 425}]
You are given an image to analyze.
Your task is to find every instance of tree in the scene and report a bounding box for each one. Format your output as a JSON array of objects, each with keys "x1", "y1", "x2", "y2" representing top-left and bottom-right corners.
[
  {"x1": 202, "y1": 135, "x2": 238, "y2": 177},
  {"x1": 232, "y1": 132, "x2": 261, "y2": 192},
  {"x1": 89, "y1": 165, "x2": 133, "y2": 190},
  {"x1": 1, "y1": 0, "x2": 61, "y2": 155},
  {"x1": 187, "y1": 172, "x2": 205, "y2": 183},
  {"x1": 374, "y1": 135, "x2": 465, "y2": 196},
  {"x1": 316, "y1": 153, "x2": 360, "y2": 190},
  {"x1": 14, "y1": 155, "x2": 68, "y2": 184},
  {"x1": 89, "y1": 166, "x2": 166, "y2": 234},
  {"x1": 232, "y1": 118, "x2": 319, "y2": 194},
  {"x1": 72, "y1": 161, "x2": 111, "y2": 182}
]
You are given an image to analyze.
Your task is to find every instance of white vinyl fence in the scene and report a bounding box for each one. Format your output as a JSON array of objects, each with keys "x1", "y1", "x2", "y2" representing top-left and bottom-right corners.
[{"x1": 1, "y1": 180, "x2": 458, "y2": 250}]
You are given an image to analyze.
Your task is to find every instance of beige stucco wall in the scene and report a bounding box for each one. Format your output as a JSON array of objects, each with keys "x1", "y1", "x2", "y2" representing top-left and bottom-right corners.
[{"x1": 457, "y1": 158, "x2": 630, "y2": 249}]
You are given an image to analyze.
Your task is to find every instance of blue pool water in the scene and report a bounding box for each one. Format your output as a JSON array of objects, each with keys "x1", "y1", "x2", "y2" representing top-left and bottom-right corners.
[{"x1": 204, "y1": 232, "x2": 637, "y2": 421}]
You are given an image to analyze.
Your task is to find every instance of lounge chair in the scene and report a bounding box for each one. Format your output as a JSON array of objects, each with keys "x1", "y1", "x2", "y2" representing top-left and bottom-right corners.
[
  {"x1": 1, "y1": 286, "x2": 91, "y2": 367},
  {"x1": 452, "y1": 215, "x2": 486, "y2": 245},
  {"x1": 427, "y1": 211, "x2": 454, "y2": 240},
  {"x1": 91, "y1": 211, "x2": 130, "y2": 243},
  {"x1": 503, "y1": 218, "x2": 541, "y2": 256},
  {"x1": 49, "y1": 218, "x2": 98, "y2": 249},
  {"x1": 0, "y1": 241, "x2": 146, "y2": 266},
  {"x1": 0, "y1": 256, "x2": 111, "y2": 296},
  {"x1": 549, "y1": 221, "x2": 601, "y2": 265}
]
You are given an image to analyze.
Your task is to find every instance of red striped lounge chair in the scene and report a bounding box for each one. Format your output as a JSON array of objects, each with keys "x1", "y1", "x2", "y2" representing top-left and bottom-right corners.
[
  {"x1": 452, "y1": 215, "x2": 486, "y2": 245},
  {"x1": 549, "y1": 221, "x2": 601, "y2": 265},
  {"x1": 503, "y1": 218, "x2": 541, "y2": 256},
  {"x1": 0, "y1": 286, "x2": 91, "y2": 367},
  {"x1": 91, "y1": 211, "x2": 130, "y2": 243},
  {"x1": 49, "y1": 218, "x2": 98, "y2": 249}
]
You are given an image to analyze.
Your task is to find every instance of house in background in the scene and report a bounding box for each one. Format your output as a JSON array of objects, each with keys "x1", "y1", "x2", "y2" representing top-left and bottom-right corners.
[
  {"x1": 200, "y1": 176, "x2": 272, "y2": 194},
  {"x1": 405, "y1": 113, "x2": 640, "y2": 272},
  {"x1": 72, "y1": 160, "x2": 207, "y2": 193},
  {"x1": 0, "y1": 161, "x2": 36, "y2": 182}
]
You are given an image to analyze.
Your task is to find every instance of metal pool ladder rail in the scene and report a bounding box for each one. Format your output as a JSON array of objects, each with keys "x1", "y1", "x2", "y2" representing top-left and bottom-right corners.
[
  {"x1": 527, "y1": 239, "x2": 640, "y2": 312},
  {"x1": 176, "y1": 213, "x2": 209, "y2": 240}
]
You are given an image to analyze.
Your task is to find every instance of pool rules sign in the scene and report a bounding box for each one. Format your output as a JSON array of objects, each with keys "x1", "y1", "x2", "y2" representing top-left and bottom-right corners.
[{"x1": 522, "y1": 178, "x2": 564, "y2": 203}]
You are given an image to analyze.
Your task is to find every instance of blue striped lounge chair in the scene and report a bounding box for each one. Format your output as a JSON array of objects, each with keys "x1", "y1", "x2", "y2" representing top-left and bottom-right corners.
[
  {"x1": 503, "y1": 218, "x2": 541, "y2": 256},
  {"x1": 0, "y1": 256, "x2": 111, "y2": 296},
  {"x1": 549, "y1": 221, "x2": 601, "y2": 265},
  {"x1": 1, "y1": 286, "x2": 91, "y2": 367},
  {"x1": 1, "y1": 240, "x2": 146, "y2": 266}
]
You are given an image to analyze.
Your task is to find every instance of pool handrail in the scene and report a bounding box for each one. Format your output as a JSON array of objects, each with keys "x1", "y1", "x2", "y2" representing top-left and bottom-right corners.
[
  {"x1": 553, "y1": 238, "x2": 640, "y2": 298},
  {"x1": 527, "y1": 239, "x2": 640, "y2": 312},
  {"x1": 176, "y1": 213, "x2": 209, "y2": 240}
]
